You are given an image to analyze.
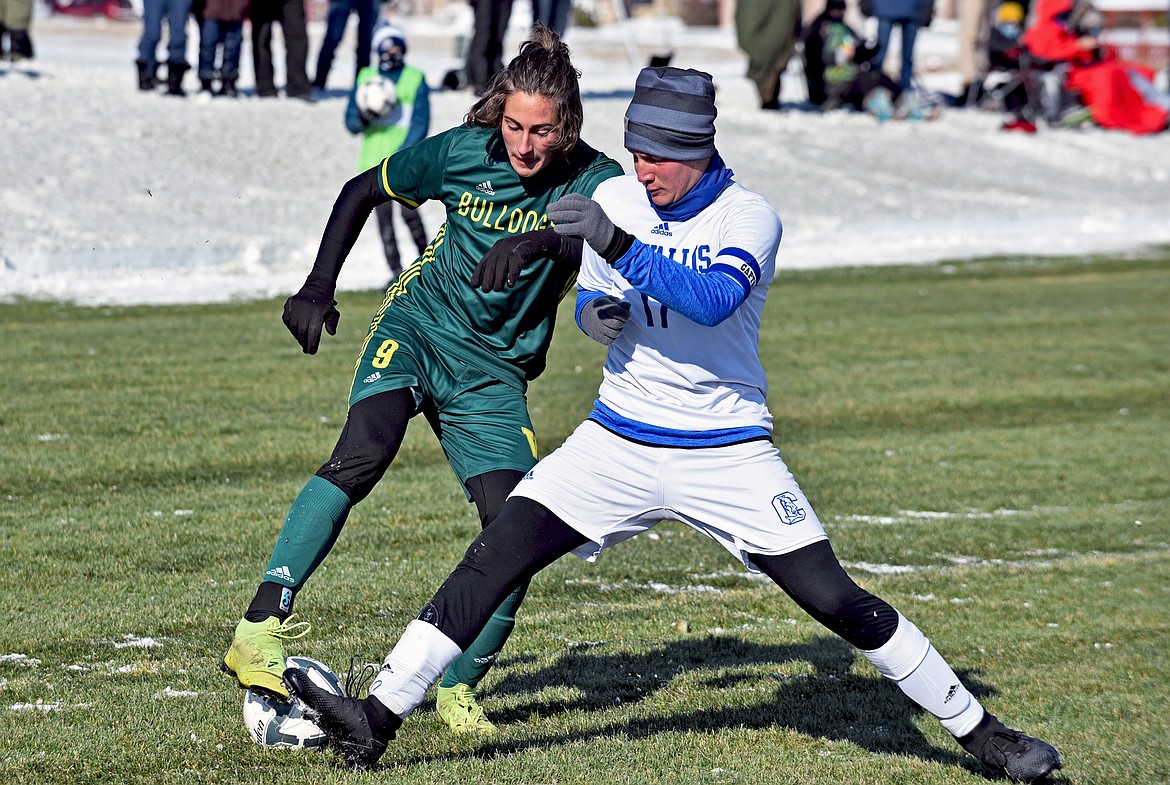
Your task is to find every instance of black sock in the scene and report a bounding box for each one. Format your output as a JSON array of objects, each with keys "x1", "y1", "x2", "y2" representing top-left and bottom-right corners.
[
  {"x1": 361, "y1": 695, "x2": 403, "y2": 741},
  {"x1": 244, "y1": 582, "x2": 295, "y2": 623},
  {"x1": 956, "y1": 710, "x2": 996, "y2": 748}
]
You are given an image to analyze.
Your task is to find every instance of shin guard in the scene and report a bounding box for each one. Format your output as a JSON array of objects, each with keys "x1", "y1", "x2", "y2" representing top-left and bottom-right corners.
[
  {"x1": 369, "y1": 620, "x2": 463, "y2": 718},
  {"x1": 861, "y1": 614, "x2": 985, "y2": 736}
]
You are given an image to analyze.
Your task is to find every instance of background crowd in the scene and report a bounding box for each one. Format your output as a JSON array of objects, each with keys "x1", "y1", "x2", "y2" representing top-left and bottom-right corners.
[
  {"x1": 125, "y1": 0, "x2": 573, "y2": 98},
  {"x1": 126, "y1": 0, "x2": 1170, "y2": 134},
  {"x1": 4, "y1": 0, "x2": 1167, "y2": 130},
  {"x1": 737, "y1": 0, "x2": 1168, "y2": 131}
]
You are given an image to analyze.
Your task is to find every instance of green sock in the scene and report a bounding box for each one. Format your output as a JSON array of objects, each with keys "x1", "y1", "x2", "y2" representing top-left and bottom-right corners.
[
  {"x1": 263, "y1": 476, "x2": 351, "y2": 588},
  {"x1": 440, "y1": 581, "x2": 530, "y2": 689}
]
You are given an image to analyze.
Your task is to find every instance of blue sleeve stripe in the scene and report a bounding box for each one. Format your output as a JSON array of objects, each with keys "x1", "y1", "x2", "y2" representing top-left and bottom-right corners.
[
  {"x1": 710, "y1": 263, "x2": 752, "y2": 298},
  {"x1": 711, "y1": 247, "x2": 760, "y2": 298}
]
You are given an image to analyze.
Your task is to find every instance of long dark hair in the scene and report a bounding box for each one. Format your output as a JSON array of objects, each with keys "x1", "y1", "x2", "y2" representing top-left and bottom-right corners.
[{"x1": 465, "y1": 24, "x2": 584, "y2": 155}]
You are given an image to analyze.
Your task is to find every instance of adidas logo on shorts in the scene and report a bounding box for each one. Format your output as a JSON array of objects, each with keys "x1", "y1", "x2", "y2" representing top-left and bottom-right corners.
[{"x1": 363, "y1": 371, "x2": 382, "y2": 384}]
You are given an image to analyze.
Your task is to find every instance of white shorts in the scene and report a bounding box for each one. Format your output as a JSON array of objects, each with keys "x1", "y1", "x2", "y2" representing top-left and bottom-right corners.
[{"x1": 511, "y1": 420, "x2": 828, "y2": 570}]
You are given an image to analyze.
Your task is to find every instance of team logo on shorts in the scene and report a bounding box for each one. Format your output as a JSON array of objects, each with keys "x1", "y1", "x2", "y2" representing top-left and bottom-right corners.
[{"x1": 771, "y1": 492, "x2": 806, "y2": 525}]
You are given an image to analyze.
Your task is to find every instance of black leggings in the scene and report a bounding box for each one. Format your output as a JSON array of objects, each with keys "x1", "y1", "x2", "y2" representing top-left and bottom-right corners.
[
  {"x1": 426, "y1": 501, "x2": 900, "y2": 652},
  {"x1": 315, "y1": 390, "x2": 523, "y2": 528},
  {"x1": 749, "y1": 542, "x2": 899, "y2": 650}
]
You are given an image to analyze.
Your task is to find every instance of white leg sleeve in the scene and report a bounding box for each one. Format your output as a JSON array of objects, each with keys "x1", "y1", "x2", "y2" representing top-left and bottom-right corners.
[
  {"x1": 861, "y1": 613, "x2": 985, "y2": 737},
  {"x1": 368, "y1": 620, "x2": 463, "y2": 718}
]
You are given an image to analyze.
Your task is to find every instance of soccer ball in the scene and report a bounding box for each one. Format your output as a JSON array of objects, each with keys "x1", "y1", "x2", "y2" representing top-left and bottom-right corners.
[
  {"x1": 242, "y1": 656, "x2": 345, "y2": 749},
  {"x1": 356, "y1": 76, "x2": 398, "y2": 118}
]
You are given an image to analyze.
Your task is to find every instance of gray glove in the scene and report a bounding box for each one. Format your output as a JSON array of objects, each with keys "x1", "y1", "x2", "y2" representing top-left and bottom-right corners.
[
  {"x1": 548, "y1": 194, "x2": 632, "y2": 261},
  {"x1": 580, "y1": 295, "x2": 632, "y2": 346}
]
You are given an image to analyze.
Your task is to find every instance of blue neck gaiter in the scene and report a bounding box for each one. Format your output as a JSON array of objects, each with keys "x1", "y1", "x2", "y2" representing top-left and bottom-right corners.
[{"x1": 649, "y1": 153, "x2": 735, "y2": 223}]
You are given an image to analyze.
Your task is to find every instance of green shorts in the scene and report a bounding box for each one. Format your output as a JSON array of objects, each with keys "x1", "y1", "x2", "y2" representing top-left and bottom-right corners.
[{"x1": 349, "y1": 307, "x2": 539, "y2": 490}]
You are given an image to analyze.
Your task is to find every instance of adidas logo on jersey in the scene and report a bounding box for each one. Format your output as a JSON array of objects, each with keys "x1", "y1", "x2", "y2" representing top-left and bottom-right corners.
[
  {"x1": 476, "y1": 180, "x2": 496, "y2": 196},
  {"x1": 650, "y1": 222, "x2": 672, "y2": 236},
  {"x1": 363, "y1": 371, "x2": 382, "y2": 384},
  {"x1": 265, "y1": 565, "x2": 293, "y2": 582}
]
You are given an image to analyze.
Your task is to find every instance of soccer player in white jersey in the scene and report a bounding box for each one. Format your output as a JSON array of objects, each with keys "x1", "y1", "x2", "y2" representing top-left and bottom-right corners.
[{"x1": 285, "y1": 67, "x2": 1062, "y2": 783}]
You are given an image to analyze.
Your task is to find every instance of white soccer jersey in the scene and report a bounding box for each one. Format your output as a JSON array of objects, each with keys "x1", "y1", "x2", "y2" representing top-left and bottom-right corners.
[{"x1": 577, "y1": 174, "x2": 782, "y2": 435}]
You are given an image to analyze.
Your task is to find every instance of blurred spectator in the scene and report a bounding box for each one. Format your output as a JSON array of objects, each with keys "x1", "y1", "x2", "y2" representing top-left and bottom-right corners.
[
  {"x1": 869, "y1": 0, "x2": 930, "y2": 90},
  {"x1": 345, "y1": 22, "x2": 431, "y2": 282},
  {"x1": 735, "y1": 0, "x2": 801, "y2": 109},
  {"x1": 251, "y1": 0, "x2": 312, "y2": 99},
  {"x1": 951, "y1": 1, "x2": 1028, "y2": 107},
  {"x1": 955, "y1": 0, "x2": 992, "y2": 104},
  {"x1": 196, "y1": 0, "x2": 249, "y2": 97},
  {"x1": 1022, "y1": 0, "x2": 1169, "y2": 133},
  {"x1": 136, "y1": 0, "x2": 193, "y2": 95},
  {"x1": 532, "y1": 0, "x2": 571, "y2": 37},
  {"x1": 311, "y1": 0, "x2": 380, "y2": 90},
  {"x1": 1, "y1": 0, "x2": 35, "y2": 63},
  {"x1": 962, "y1": 1, "x2": 1041, "y2": 129},
  {"x1": 804, "y1": 0, "x2": 903, "y2": 113},
  {"x1": 465, "y1": 0, "x2": 514, "y2": 93}
]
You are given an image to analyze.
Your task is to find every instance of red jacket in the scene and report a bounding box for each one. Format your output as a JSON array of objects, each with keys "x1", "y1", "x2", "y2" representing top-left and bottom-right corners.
[{"x1": 1022, "y1": 0, "x2": 1167, "y2": 134}]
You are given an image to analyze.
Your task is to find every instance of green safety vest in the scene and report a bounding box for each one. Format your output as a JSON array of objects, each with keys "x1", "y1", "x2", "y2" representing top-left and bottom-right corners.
[{"x1": 356, "y1": 65, "x2": 426, "y2": 172}]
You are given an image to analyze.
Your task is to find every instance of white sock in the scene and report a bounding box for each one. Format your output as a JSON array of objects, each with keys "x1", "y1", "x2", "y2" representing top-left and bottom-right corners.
[
  {"x1": 368, "y1": 620, "x2": 463, "y2": 718},
  {"x1": 861, "y1": 613, "x2": 985, "y2": 737}
]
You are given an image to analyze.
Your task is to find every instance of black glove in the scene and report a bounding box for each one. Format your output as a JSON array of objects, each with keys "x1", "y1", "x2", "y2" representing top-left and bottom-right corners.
[
  {"x1": 580, "y1": 295, "x2": 632, "y2": 346},
  {"x1": 470, "y1": 227, "x2": 574, "y2": 292},
  {"x1": 548, "y1": 194, "x2": 634, "y2": 262},
  {"x1": 282, "y1": 277, "x2": 340, "y2": 354}
]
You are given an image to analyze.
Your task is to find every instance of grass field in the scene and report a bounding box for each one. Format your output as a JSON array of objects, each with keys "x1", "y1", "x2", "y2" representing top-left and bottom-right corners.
[{"x1": 1, "y1": 252, "x2": 1167, "y2": 785}]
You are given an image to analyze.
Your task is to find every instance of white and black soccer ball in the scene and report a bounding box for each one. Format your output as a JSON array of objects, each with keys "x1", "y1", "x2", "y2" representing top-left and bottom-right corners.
[
  {"x1": 356, "y1": 76, "x2": 398, "y2": 118},
  {"x1": 243, "y1": 656, "x2": 344, "y2": 749}
]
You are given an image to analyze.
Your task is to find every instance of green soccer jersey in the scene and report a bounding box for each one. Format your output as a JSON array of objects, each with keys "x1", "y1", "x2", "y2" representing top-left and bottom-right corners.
[{"x1": 371, "y1": 125, "x2": 623, "y2": 388}]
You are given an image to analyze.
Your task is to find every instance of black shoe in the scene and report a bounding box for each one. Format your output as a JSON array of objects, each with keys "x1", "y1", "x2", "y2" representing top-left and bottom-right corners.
[
  {"x1": 957, "y1": 712, "x2": 1062, "y2": 782},
  {"x1": 953, "y1": 82, "x2": 985, "y2": 107},
  {"x1": 135, "y1": 59, "x2": 158, "y2": 91},
  {"x1": 218, "y1": 78, "x2": 238, "y2": 98},
  {"x1": 165, "y1": 60, "x2": 189, "y2": 97},
  {"x1": 441, "y1": 67, "x2": 468, "y2": 91},
  {"x1": 283, "y1": 666, "x2": 399, "y2": 769}
]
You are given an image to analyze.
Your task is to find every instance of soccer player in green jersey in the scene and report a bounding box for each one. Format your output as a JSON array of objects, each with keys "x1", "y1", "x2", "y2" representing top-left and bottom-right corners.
[{"x1": 222, "y1": 24, "x2": 623, "y2": 734}]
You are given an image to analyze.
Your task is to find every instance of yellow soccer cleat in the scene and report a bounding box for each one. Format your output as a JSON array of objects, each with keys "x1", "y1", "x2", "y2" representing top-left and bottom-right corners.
[
  {"x1": 221, "y1": 615, "x2": 311, "y2": 697},
  {"x1": 436, "y1": 683, "x2": 497, "y2": 735}
]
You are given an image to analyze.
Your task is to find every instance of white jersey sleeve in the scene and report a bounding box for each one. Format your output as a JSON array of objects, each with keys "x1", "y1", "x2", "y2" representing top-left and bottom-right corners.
[{"x1": 577, "y1": 174, "x2": 782, "y2": 436}]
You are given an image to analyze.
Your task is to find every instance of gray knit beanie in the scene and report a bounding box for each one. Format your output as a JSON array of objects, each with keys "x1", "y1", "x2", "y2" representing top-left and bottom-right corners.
[{"x1": 624, "y1": 67, "x2": 717, "y2": 161}]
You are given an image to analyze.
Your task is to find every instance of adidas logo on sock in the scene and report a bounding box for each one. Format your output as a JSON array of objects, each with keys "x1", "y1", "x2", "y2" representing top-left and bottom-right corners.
[
  {"x1": 650, "y1": 222, "x2": 671, "y2": 236},
  {"x1": 363, "y1": 371, "x2": 382, "y2": 384},
  {"x1": 265, "y1": 565, "x2": 293, "y2": 582},
  {"x1": 476, "y1": 180, "x2": 495, "y2": 196}
]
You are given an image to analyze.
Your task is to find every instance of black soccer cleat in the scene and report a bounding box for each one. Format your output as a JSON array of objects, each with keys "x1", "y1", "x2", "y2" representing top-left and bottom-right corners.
[
  {"x1": 283, "y1": 666, "x2": 401, "y2": 769},
  {"x1": 957, "y1": 711, "x2": 1062, "y2": 783}
]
